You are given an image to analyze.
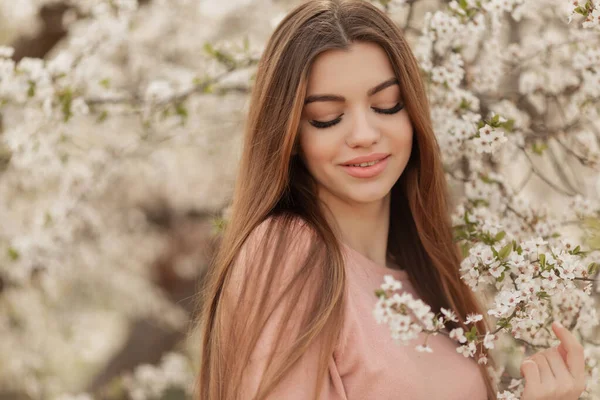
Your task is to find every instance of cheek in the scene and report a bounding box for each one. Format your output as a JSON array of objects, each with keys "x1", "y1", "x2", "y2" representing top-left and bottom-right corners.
[
  {"x1": 299, "y1": 130, "x2": 339, "y2": 170},
  {"x1": 391, "y1": 113, "x2": 414, "y2": 149}
]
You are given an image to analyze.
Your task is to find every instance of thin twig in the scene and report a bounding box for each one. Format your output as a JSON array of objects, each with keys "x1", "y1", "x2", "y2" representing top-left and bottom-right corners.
[
  {"x1": 445, "y1": 168, "x2": 471, "y2": 182},
  {"x1": 514, "y1": 166, "x2": 533, "y2": 194},
  {"x1": 573, "y1": 277, "x2": 597, "y2": 282},
  {"x1": 505, "y1": 204, "x2": 536, "y2": 232},
  {"x1": 505, "y1": 40, "x2": 581, "y2": 74},
  {"x1": 518, "y1": 145, "x2": 577, "y2": 196},
  {"x1": 546, "y1": 142, "x2": 583, "y2": 195},
  {"x1": 404, "y1": 0, "x2": 417, "y2": 30},
  {"x1": 86, "y1": 58, "x2": 258, "y2": 106}
]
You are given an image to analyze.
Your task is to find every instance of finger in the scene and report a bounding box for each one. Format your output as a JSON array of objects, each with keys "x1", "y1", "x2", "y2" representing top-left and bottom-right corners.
[
  {"x1": 543, "y1": 347, "x2": 572, "y2": 384},
  {"x1": 532, "y1": 353, "x2": 555, "y2": 384},
  {"x1": 557, "y1": 343, "x2": 568, "y2": 361},
  {"x1": 552, "y1": 321, "x2": 585, "y2": 378},
  {"x1": 521, "y1": 359, "x2": 541, "y2": 393}
]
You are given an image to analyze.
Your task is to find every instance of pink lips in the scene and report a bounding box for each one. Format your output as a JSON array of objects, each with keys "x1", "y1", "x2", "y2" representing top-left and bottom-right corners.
[{"x1": 340, "y1": 154, "x2": 390, "y2": 178}]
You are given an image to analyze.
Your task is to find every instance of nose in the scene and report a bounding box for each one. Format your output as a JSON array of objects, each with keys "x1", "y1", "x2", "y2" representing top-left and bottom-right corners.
[{"x1": 345, "y1": 106, "x2": 381, "y2": 148}]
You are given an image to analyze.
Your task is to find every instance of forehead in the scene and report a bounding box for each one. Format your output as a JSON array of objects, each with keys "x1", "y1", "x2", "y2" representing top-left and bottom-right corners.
[{"x1": 305, "y1": 41, "x2": 396, "y2": 95}]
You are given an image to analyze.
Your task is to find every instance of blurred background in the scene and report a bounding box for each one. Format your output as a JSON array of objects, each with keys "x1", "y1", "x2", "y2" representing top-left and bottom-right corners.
[{"x1": 1, "y1": 0, "x2": 599, "y2": 399}]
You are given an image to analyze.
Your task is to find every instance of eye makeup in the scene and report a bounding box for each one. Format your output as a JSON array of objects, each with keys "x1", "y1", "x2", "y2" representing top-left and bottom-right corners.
[{"x1": 309, "y1": 102, "x2": 405, "y2": 129}]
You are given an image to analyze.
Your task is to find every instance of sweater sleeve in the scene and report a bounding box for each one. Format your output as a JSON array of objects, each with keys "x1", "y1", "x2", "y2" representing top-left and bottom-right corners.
[{"x1": 223, "y1": 216, "x2": 347, "y2": 400}]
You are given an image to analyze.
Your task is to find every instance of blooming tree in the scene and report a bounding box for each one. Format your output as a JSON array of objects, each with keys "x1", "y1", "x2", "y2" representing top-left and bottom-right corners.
[
  {"x1": 0, "y1": 0, "x2": 599, "y2": 399},
  {"x1": 0, "y1": 0, "x2": 266, "y2": 398},
  {"x1": 373, "y1": 0, "x2": 600, "y2": 398}
]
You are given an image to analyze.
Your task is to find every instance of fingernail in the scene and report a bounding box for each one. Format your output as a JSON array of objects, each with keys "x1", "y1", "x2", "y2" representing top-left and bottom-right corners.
[{"x1": 553, "y1": 321, "x2": 563, "y2": 329}]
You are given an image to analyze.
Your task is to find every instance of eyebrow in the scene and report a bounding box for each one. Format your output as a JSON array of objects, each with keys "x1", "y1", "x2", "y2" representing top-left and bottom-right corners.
[{"x1": 303, "y1": 77, "x2": 399, "y2": 105}]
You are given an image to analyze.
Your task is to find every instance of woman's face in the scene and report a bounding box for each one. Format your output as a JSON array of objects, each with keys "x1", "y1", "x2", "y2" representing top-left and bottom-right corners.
[{"x1": 298, "y1": 41, "x2": 413, "y2": 208}]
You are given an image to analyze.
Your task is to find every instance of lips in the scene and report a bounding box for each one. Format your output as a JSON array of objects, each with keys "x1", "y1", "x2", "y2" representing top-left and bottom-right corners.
[
  {"x1": 340, "y1": 155, "x2": 390, "y2": 179},
  {"x1": 341, "y1": 153, "x2": 390, "y2": 166}
]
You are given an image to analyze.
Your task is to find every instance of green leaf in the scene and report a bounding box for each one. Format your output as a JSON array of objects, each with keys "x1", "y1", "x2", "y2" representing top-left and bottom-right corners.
[
  {"x1": 460, "y1": 242, "x2": 471, "y2": 258},
  {"x1": 204, "y1": 44, "x2": 237, "y2": 69},
  {"x1": 211, "y1": 216, "x2": 227, "y2": 236},
  {"x1": 454, "y1": 227, "x2": 469, "y2": 241},
  {"x1": 58, "y1": 88, "x2": 73, "y2": 122},
  {"x1": 375, "y1": 289, "x2": 386, "y2": 298},
  {"x1": 539, "y1": 253, "x2": 546, "y2": 269},
  {"x1": 537, "y1": 291, "x2": 550, "y2": 299},
  {"x1": 27, "y1": 80, "x2": 36, "y2": 97},
  {"x1": 583, "y1": 217, "x2": 600, "y2": 230},
  {"x1": 480, "y1": 175, "x2": 494, "y2": 184},
  {"x1": 7, "y1": 247, "x2": 19, "y2": 261},
  {"x1": 586, "y1": 0, "x2": 594, "y2": 11},
  {"x1": 498, "y1": 318, "x2": 512, "y2": 329},
  {"x1": 175, "y1": 103, "x2": 188, "y2": 123},
  {"x1": 516, "y1": 245, "x2": 523, "y2": 255},
  {"x1": 574, "y1": 6, "x2": 589, "y2": 16},
  {"x1": 501, "y1": 119, "x2": 515, "y2": 132},
  {"x1": 465, "y1": 326, "x2": 478, "y2": 341},
  {"x1": 99, "y1": 78, "x2": 110, "y2": 89},
  {"x1": 97, "y1": 110, "x2": 108, "y2": 123},
  {"x1": 588, "y1": 262, "x2": 599, "y2": 275},
  {"x1": 203, "y1": 42, "x2": 215, "y2": 56},
  {"x1": 44, "y1": 212, "x2": 53, "y2": 227},
  {"x1": 494, "y1": 231, "x2": 506, "y2": 242},
  {"x1": 459, "y1": 0, "x2": 468, "y2": 9},
  {"x1": 497, "y1": 271, "x2": 505, "y2": 282},
  {"x1": 480, "y1": 233, "x2": 495, "y2": 246},
  {"x1": 465, "y1": 8, "x2": 477, "y2": 18},
  {"x1": 0, "y1": 145, "x2": 12, "y2": 172},
  {"x1": 498, "y1": 243, "x2": 513, "y2": 260},
  {"x1": 490, "y1": 114, "x2": 500, "y2": 126},
  {"x1": 532, "y1": 142, "x2": 548, "y2": 155}
]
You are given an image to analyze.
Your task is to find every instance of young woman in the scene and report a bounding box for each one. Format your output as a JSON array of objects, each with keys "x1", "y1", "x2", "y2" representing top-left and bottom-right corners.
[{"x1": 195, "y1": 1, "x2": 587, "y2": 399}]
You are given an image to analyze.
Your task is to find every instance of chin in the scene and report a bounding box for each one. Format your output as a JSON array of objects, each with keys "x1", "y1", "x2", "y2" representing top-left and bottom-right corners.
[{"x1": 344, "y1": 186, "x2": 392, "y2": 204}]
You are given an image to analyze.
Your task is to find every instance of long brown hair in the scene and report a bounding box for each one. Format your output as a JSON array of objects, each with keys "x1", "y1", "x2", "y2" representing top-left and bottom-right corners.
[{"x1": 194, "y1": 0, "x2": 498, "y2": 398}]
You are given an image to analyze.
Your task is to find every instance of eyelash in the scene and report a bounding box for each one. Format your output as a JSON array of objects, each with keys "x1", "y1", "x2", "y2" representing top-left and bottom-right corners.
[{"x1": 309, "y1": 102, "x2": 405, "y2": 129}]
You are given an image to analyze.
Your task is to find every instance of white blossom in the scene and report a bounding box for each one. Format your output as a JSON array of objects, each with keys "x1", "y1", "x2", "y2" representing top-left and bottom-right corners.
[
  {"x1": 466, "y1": 313, "x2": 483, "y2": 324},
  {"x1": 381, "y1": 274, "x2": 403, "y2": 291},
  {"x1": 415, "y1": 344, "x2": 433, "y2": 353},
  {"x1": 483, "y1": 332, "x2": 496, "y2": 349},
  {"x1": 449, "y1": 328, "x2": 468, "y2": 344}
]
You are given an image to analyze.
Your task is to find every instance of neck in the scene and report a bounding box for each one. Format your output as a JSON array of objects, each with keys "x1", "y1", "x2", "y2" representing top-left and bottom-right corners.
[{"x1": 318, "y1": 187, "x2": 391, "y2": 267}]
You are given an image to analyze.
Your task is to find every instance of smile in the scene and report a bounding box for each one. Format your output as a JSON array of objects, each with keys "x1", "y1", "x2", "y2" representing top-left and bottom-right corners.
[
  {"x1": 340, "y1": 155, "x2": 390, "y2": 178},
  {"x1": 347, "y1": 158, "x2": 384, "y2": 167}
]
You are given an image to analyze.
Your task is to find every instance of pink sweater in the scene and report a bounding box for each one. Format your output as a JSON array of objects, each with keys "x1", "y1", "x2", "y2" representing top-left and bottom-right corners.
[{"x1": 231, "y1": 216, "x2": 488, "y2": 399}]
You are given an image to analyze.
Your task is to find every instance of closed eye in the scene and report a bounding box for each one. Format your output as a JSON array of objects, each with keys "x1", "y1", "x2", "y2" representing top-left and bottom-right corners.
[
  {"x1": 375, "y1": 102, "x2": 405, "y2": 115},
  {"x1": 309, "y1": 102, "x2": 405, "y2": 129}
]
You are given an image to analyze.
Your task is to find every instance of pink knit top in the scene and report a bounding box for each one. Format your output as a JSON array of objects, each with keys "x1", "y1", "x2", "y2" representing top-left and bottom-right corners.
[{"x1": 232, "y1": 216, "x2": 488, "y2": 399}]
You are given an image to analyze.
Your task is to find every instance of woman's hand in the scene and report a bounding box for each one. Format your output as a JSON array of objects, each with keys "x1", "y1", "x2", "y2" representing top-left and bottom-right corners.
[{"x1": 520, "y1": 321, "x2": 587, "y2": 400}]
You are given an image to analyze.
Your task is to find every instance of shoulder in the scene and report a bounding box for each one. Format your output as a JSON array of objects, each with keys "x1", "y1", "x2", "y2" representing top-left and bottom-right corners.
[
  {"x1": 249, "y1": 213, "x2": 313, "y2": 242},
  {"x1": 240, "y1": 214, "x2": 315, "y2": 261},
  {"x1": 228, "y1": 214, "x2": 318, "y2": 293}
]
